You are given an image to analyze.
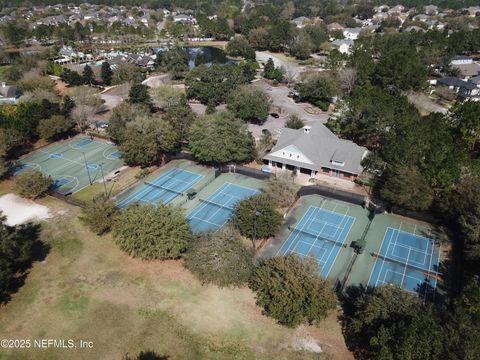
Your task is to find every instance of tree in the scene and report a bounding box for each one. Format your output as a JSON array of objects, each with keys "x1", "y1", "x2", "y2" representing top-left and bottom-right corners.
[
  {"x1": 37, "y1": 115, "x2": 73, "y2": 141},
  {"x1": 188, "y1": 112, "x2": 256, "y2": 164},
  {"x1": 185, "y1": 64, "x2": 252, "y2": 105},
  {"x1": 112, "y1": 203, "x2": 191, "y2": 260},
  {"x1": 163, "y1": 103, "x2": 197, "y2": 142},
  {"x1": 150, "y1": 84, "x2": 186, "y2": 111},
  {"x1": 128, "y1": 83, "x2": 153, "y2": 108},
  {"x1": 184, "y1": 226, "x2": 254, "y2": 287},
  {"x1": 226, "y1": 85, "x2": 270, "y2": 123},
  {"x1": 289, "y1": 33, "x2": 313, "y2": 60},
  {"x1": 101, "y1": 62, "x2": 113, "y2": 86},
  {"x1": 285, "y1": 115, "x2": 305, "y2": 129},
  {"x1": 232, "y1": 194, "x2": 282, "y2": 242},
  {"x1": 14, "y1": 170, "x2": 52, "y2": 199},
  {"x1": 120, "y1": 116, "x2": 179, "y2": 167},
  {"x1": 294, "y1": 73, "x2": 338, "y2": 110},
  {"x1": 450, "y1": 101, "x2": 480, "y2": 150},
  {"x1": 265, "y1": 173, "x2": 298, "y2": 208},
  {"x1": 79, "y1": 196, "x2": 118, "y2": 235},
  {"x1": 60, "y1": 69, "x2": 84, "y2": 86},
  {"x1": 374, "y1": 37, "x2": 427, "y2": 91},
  {"x1": 249, "y1": 255, "x2": 337, "y2": 328},
  {"x1": 336, "y1": 68, "x2": 357, "y2": 94},
  {"x1": 380, "y1": 166, "x2": 433, "y2": 211},
  {"x1": 345, "y1": 286, "x2": 442, "y2": 360},
  {"x1": 82, "y1": 64, "x2": 94, "y2": 85},
  {"x1": 226, "y1": 35, "x2": 256, "y2": 60},
  {"x1": 263, "y1": 58, "x2": 284, "y2": 82},
  {"x1": 0, "y1": 215, "x2": 42, "y2": 303},
  {"x1": 112, "y1": 64, "x2": 145, "y2": 85},
  {"x1": 154, "y1": 47, "x2": 189, "y2": 80},
  {"x1": 107, "y1": 102, "x2": 150, "y2": 142},
  {"x1": 18, "y1": 75, "x2": 55, "y2": 93}
]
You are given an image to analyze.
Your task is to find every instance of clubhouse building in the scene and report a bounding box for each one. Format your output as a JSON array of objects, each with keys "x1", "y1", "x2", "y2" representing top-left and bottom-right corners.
[{"x1": 263, "y1": 123, "x2": 368, "y2": 181}]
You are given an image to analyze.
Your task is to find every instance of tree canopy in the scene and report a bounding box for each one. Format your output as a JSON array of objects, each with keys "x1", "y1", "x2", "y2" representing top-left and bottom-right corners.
[
  {"x1": 249, "y1": 255, "x2": 337, "y2": 328},
  {"x1": 232, "y1": 194, "x2": 283, "y2": 241},
  {"x1": 184, "y1": 226, "x2": 254, "y2": 287},
  {"x1": 14, "y1": 170, "x2": 52, "y2": 199},
  {"x1": 112, "y1": 203, "x2": 191, "y2": 260},
  {"x1": 226, "y1": 85, "x2": 270, "y2": 124},
  {"x1": 79, "y1": 196, "x2": 119, "y2": 235},
  {"x1": 188, "y1": 112, "x2": 256, "y2": 164}
]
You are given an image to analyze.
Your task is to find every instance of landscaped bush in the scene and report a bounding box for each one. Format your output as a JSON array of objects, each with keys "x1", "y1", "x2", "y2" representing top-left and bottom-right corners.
[
  {"x1": 249, "y1": 255, "x2": 337, "y2": 327},
  {"x1": 14, "y1": 169, "x2": 52, "y2": 199}
]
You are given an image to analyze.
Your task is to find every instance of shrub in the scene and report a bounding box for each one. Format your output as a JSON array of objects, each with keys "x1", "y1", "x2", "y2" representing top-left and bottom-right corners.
[
  {"x1": 112, "y1": 203, "x2": 191, "y2": 259},
  {"x1": 14, "y1": 170, "x2": 52, "y2": 199},
  {"x1": 79, "y1": 196, "x2": 119, "y2": 235},
  {"x1": 249, "y1": 255, "x2": 337, "y2": 327},
  {"x1": 184, "y1": 226, "x2": 254, "y2": 287}
]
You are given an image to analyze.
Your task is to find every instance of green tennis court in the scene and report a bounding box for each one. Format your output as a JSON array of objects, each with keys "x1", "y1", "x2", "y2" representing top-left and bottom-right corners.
[{"x1": 14, "y1": 136, "x2": 124, "y2": 195}]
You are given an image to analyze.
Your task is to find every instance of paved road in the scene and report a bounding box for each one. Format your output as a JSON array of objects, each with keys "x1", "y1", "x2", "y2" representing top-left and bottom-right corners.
[
  {"x1": 256, "y1": 51, "x2": 306, "y2": 81},
  {"x1": 249, "y1": 79, "x2": 329, "y2": 139}
]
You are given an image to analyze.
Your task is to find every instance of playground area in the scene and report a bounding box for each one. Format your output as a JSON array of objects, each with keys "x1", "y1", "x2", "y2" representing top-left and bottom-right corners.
[{"x1": 14, "y1": 136, "x2": 124, "y2": 195}]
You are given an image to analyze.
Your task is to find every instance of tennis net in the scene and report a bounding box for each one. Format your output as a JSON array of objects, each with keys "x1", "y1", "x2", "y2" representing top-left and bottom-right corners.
[
  {"x1": 291, "y1": 227, "x2": 347, "y2": 248},
  {"x1": 372, "y1": 252, "x2": 440, "y2": 279},
  {"x1": 199, "y1": 197, "x2": 235, "y2": 211},
  {"x1": 144, "y1": 181, "x2": 184, "y2": 195}
]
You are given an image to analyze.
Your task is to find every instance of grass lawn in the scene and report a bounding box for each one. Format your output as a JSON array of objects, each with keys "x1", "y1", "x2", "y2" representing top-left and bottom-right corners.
[
  {"x1": 0, "y1": 193, "x2": 352, "y2": 360},
  {"x1": 71, "y1": 166, "x2": 142, "y2": 203}
]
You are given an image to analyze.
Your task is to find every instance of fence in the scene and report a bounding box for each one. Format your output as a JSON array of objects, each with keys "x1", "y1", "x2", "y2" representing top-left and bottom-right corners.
[
  {"x1": 297, "y1": 184, "x2": 367, "y2": 206},
  {"x1": 219, "y1": 164, "x2": 271, "y2": 180},
  {"x1": 49, "y1": 192, "x2": 86, "y2": 208}
]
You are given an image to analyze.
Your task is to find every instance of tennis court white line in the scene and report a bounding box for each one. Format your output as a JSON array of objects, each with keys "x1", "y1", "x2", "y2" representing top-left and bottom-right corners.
[
  {"x1": 188, "y1": 183, "x2": 233, "y2": 225},
  {"x1": 370, "y1": 228, "x2": 394, "y2": 287},
  {"x1": 118, "y1": 169, "x2": 202, "y2": 208},
  {"x1": 325, "y1": 216, "x2": 356, "y2": 278},
  {"x1": 277, "y1": 205, "x2": 317, "y2": 256}
]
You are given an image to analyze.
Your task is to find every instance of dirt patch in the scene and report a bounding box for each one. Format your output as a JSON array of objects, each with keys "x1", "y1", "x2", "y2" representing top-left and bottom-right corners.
[{"x1": 0, "y1": 193, "x2": 51, "y2": 225}]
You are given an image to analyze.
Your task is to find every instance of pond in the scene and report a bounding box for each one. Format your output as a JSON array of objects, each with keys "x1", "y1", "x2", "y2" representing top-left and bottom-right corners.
[
  {"x1": 153, "y1": 46, "x2": 235, "y2": 69},
  {"x1": 185, "y1": 46, "x2": 234, "y2": 69}
]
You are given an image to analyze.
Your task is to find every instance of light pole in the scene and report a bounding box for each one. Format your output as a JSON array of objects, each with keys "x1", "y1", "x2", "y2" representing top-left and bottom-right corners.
[
  {"x1": 82, "y1": 152, "x2": 93, "y2": 185},
  {"x1": 99, "y1": 163, "x2": 108, "y2": 198}
]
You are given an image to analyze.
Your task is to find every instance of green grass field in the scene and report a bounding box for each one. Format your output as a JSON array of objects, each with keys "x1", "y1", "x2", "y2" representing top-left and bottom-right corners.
[{"x1": 0, "y1": 193, "x2": 351, "y2": 360}]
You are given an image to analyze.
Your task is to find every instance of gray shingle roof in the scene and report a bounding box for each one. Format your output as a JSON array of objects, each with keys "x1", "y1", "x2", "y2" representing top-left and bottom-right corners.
[{"x1": 263, "y1": 122, "x2": 367, "y2": 175}]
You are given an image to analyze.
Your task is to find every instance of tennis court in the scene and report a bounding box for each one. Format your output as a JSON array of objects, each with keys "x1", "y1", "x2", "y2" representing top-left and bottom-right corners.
[
  {"x1": 367, "y1": 226, "x2": 440, "y2": 296},
  {"x1": 14, "y1": 136, "x2": 124, "y2": 195},
  {"x1": 116, "y1": 168, "x2": 203, "y2": 208},
  {"x1": 276, "y1": 201, "x2": 355, "y2": 278},
  {"x1": 187, "y1": 182, "x2": 259, "y2": 232}
]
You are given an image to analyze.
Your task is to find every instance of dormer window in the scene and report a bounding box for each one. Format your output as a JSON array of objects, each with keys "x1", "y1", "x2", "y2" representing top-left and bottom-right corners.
[{"x1": 332, "y1": 160, "x2": 345, "y2": 167}]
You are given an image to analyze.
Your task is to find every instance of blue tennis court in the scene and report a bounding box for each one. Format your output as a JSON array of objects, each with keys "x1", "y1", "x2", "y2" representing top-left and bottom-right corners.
[
  {"x1": 187, "y1": 182, "x2": 259, "y2": 232},
  {"x1": 277, "y1": 205, "x2": 355, "y2": 278},
  {"x1": 117, "y1": 168, "x2": 203, "y2": 208},
  {"x1": 367, "y1": 227, "x2": 440, "y2": 296}
]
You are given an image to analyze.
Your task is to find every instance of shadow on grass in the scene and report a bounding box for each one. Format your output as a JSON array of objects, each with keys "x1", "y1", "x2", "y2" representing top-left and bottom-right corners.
[
  {"x1": 0, "y1": 222, "x2": 50, "y2": 305},
  {"x1": 123, "y1": 350, "x2": 169, "y2": 360}
]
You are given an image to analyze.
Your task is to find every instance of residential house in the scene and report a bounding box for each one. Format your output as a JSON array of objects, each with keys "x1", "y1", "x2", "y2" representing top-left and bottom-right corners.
[
  {"x1": 263, "y1": 123, "x2": 368, "y2": 181},
  {"x1": 173, "y1": 14, "x2": 196, "y2": 24},
  {"x1": 388, "y1": 5, "x2": 405, "y2": 15},
  {"x1": 451, "y1": 55, "x2": 473, "y2": 66},
  {"x1": 343, "y1": 27, "x2": 362, "y2": 40},
  {"x1": 404, "y1": 25, "x2": 426, "y2": 33},
  {"x1": 327, "y1": 22, "x2": 344, "y2": 32},
  {"x1": 465, "y1": 6, "x2": 480, "y2": 17},
  {"x1": 331, "y1": 39, "x2": 354, "y2": 54},
  {"x1": 424, "y1": 5, "x2": 439, "y2": 15},
  {"x1": 291, "y1": 16, "x2": 310, "y2": 28},
  {"x1": 413, "y1": 14, "x2": 429, "y2": 22},
  {"x1": 0, "y1": 83, "x2": 20, "y2": 104},
  {"x1": 436, "y1": 77, "x2": 480, "y2": 101}
]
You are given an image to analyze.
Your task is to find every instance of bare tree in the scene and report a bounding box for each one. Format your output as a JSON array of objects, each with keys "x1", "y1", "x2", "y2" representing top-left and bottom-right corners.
[
  {"x1": 71, "y1": 104, "x2": 97, "y2": 131},
  {"x1": 336, "y1": 68, "x2": 357, "y2": 94}
]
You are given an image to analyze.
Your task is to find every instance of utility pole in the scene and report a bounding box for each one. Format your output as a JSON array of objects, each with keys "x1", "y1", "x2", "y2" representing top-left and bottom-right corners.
[{"x1": 99, "y1": 163, "x2": 108, "y2": 198}]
